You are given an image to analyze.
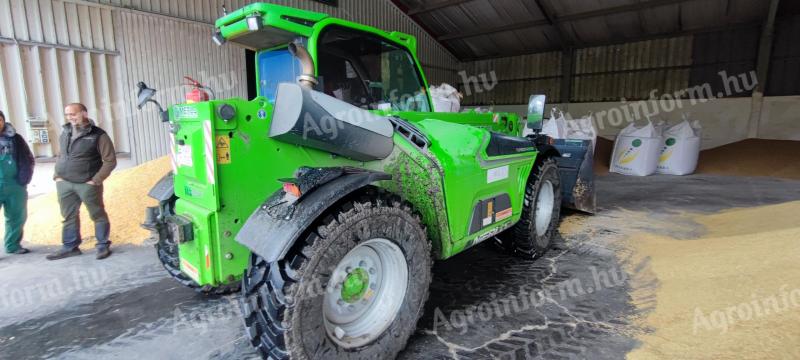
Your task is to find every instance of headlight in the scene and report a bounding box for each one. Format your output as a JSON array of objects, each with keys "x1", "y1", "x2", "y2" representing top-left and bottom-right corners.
[{"x1": 247, "y1": 13, "x2": 263, "y2": 31}]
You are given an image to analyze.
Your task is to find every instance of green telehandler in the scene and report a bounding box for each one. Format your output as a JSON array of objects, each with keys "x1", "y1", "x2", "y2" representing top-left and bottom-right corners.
[{"x1": 137, "y1": 3, "x2": 595, "y2": 359}]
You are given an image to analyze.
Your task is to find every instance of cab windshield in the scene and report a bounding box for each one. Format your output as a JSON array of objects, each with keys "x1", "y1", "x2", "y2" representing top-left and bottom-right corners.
[{"x1": 317, "y1": 26, "x2": 430, "y2": 112}]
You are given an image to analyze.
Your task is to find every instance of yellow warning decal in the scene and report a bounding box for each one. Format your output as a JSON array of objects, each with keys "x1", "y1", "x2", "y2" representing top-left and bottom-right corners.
[{"x1": 215, "y1": 135, "x2": 231, "y2": 164}]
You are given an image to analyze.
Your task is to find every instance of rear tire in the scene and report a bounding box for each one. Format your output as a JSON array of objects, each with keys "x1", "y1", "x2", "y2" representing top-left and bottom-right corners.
[
  {"x1": 240, "y1": 191, "x2": 432, "y2": 360},
  {"x1": 500, "y1": 157, "x2": 562, "y2": 259},
  {"x1": 155, "y1": 196, "x2": 239, "y2": 295}
]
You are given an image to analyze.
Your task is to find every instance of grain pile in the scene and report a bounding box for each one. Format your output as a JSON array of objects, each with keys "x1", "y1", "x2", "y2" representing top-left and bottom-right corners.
[
  {"x1": 695, "y1": 139, "x2": 800, "y2": 180},
  {"x1": 627, "y1": 201, "x2": 800, "y2": 359},
  {"x1": 5, "y1": 156, "x2": 170, "y2": 247}
]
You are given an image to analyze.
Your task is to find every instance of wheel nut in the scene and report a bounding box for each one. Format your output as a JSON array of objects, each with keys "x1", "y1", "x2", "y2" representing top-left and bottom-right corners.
[
  {"x1": 346, "y1": 267, "x2": 352, "y2": 273},
  {"x1": 359, "y1": 261, "x2": 367, "y2": 267},
  {"x1": 337, "y1": 299, "x2": 344, "y2": 306},
  {"x1": 369, "y1": 268, "x2": 375, "y2": 274}
]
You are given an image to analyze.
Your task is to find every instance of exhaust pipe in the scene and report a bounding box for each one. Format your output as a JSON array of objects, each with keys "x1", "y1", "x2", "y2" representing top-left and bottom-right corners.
[{"x1": 288, "y1": 43, "x2": 318, "y2": 89}]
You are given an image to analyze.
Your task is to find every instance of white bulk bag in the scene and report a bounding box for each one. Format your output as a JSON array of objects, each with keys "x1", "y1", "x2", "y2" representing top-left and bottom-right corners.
[
  {"x1": 611, "y1": 121, "x2": 662, "y2": 176},
  {"x1": 430, "y1": 83, "x2": 462, "y2": 113},
  {"x1": 541, "y1": 108, "x2": 568, "y2": 139},
  {"x1": 656, "y1": 118, "x2": 702, "y2": 175},
  {"x1": 565, "y1": 114, "x2": 597, "y2": 151}
]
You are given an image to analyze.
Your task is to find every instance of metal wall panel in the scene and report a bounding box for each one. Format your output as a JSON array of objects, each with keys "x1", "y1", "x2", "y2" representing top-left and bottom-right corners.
[
  {"x1": 573, "y1": 36, "x2": 693, "y2": 102},
  {"x1": 1, "y1": 0, "x2": 460, "y2": 162},
  {"x1": 118, "y1": 10, "x2": 247, "y2": 163},
  {"x1": 83, "y1": 0, "x2": 462, "y2": 86},
  {"x1": 767, "y1": 15, "x2": 800, "y2": 96},
  {"x1": 688, "y1": 26, "x2": 759, "y2": 98},
  {"x1": 0, "y1": 0, "x2": 124, "y2": 158},
  {"x1": 462, "y1": 51, "x2": 562, "y2": 105}
]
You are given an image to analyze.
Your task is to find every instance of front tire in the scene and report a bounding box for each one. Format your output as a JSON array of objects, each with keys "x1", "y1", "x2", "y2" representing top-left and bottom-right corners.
[
  {"x1": 240, "y1": 191, "x2": 432, "y2": 359},
  {"x1": 500, "y1": 157, "x2": 562, "y2": 259}
]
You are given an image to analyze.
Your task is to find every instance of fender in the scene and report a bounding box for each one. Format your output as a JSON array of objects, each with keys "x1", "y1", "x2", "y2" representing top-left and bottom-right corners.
[
  {"x1": 535, "y1": 143, "x2": 561, "y2": 162},
  {"x1": 236, "y1": 167, "x2": 391, "y2": 263},
  {"x1": 148, "y1": 172, "x2": 175, "y2": 202}
]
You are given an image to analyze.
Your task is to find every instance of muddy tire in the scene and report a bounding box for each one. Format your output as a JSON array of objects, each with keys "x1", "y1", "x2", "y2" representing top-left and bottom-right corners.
[
  {"x1": 240, "y1": 191, "x2": 432, "y2": 360},
  {"x1": 155, "y1": 196, "x2": 239, "y2": 295},
  {"x1": 499, "y1": 157, "x2": 562, "y2": 259}
]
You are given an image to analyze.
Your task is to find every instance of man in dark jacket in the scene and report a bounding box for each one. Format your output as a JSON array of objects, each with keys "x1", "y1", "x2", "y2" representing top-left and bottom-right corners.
[
  {"x1": 0, "y1": 110, "x2": 35, "y2": 255},
  {"x1": 47, "y1": 103, "x2": 117, "y2": 261}
]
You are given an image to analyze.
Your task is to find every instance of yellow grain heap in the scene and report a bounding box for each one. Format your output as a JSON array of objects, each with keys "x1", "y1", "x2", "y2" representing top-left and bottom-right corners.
[
  {"x1": 5, "y1": 156, "x2": 170, "y2": 247},
  {"x1": 628, "y1": 201, "x2": 800, "y2": 359}
]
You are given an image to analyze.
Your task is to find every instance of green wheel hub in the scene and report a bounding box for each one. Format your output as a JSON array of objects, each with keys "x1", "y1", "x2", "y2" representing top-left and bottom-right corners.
[{"x1": 341, "y1": 268, "x2": 370, "y2": 303}]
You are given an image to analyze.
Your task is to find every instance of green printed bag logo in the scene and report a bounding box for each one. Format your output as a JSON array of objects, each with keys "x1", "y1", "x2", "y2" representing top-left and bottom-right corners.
[
  {"x1": 659, "y1": 137, "x2": 677, "y2": 163},
  {"x1": 617, "y1": 138, "x2": 643, "y2": 165}
]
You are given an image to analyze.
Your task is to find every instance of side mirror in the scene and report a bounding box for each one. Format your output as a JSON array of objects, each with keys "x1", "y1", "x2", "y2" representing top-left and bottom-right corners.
[
  {"x1": 136, "y1": 81, "x2": 169, "y2": 122},
  {"x1": 526, "y1": 94, "x2": 546, "y2": 132},
  {"x1": 137, "y1": 82, "x2": 157, "y2": 110}
]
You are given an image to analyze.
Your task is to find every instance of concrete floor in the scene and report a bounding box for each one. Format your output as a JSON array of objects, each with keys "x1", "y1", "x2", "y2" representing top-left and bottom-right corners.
[{"x1": 1, "y1": 174, "x2": 799, "y2": 360}]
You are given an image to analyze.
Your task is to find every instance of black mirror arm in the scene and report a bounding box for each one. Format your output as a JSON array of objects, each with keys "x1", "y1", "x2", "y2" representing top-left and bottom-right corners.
[{"x1": 144, "y1": 99, "x2": 169, "y2": 123}]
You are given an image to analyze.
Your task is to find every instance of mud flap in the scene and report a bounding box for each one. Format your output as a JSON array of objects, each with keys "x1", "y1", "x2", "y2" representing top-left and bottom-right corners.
[{"x1": 552, "y1": 139, "x2": 596, "y2": 213}]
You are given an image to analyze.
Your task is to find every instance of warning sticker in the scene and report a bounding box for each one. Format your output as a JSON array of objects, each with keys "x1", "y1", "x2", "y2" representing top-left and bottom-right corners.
[
  {"x1": 215, "y1": 135, "x2": 231, "y2": 164},
  {"x1": 176, "y1": 145, "x2": 193, "y2": 167}
]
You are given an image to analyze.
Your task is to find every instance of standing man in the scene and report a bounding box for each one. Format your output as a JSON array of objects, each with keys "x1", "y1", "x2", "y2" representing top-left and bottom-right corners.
[
  {"x1": 0, "y1": 110, "x2": 35, "y2": 255},
  {"x1": 47, "y1": 103, "x2": 117, "y2": 261}
]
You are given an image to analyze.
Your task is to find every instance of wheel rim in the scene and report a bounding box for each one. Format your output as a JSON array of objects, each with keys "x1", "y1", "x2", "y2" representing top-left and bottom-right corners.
[
  {"x1": 322, "y1": 238, "x2": 409, "y2": 348},
  {"x1": 534, "y1": 180, "x2": 555, "y2": 237}
]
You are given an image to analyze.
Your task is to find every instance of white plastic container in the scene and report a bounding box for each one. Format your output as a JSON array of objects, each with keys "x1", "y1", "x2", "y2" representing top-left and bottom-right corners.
[
  {"x1": 656, "y1": 119, "x2": 702, "y2": 175},
  {"x1": 611, "y1": 121, "x2": 662, "y2": 176}
]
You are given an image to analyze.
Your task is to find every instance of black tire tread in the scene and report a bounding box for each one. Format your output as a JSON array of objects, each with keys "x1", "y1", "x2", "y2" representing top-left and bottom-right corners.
[
  {"x1": 503, "y1": 156, "x2": 562, "y2": 259},
  {"x1": 240, "y1": 190, "x2": 431, "y2": 360}
]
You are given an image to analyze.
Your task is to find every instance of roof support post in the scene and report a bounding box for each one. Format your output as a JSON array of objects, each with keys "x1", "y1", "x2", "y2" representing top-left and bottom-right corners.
[{"x1": 748, "y1": 0, "x2": 780, "y2": 138}]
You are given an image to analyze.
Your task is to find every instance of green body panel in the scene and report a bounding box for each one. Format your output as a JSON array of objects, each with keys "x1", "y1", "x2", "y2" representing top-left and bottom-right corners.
[
  {"x1": 163, "y1": 3, "x2": 542, "y2": 287},
  {"x1": 410, "y1": 119, "x2": 535, "y2": 256}
]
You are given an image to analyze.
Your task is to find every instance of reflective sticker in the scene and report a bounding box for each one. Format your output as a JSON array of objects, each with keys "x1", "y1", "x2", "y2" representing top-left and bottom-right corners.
[
  {"x1": 215, "y1": 135, "x2": 231, "y2": 164},
  {"x1": 257, "y1": 109, "x2": 267, "y2": 119},
  {"x1": 203, "y1": 121, "x2": 215, "y2": 184},
  {"x1": 169, "y1": 134, "x2": 177, "y2": 173},
  {"x1": 487, "y1": 165, "x2": 509, "y2": 183},
  {"x1": 496, "y1": 208, "x2": 513, "y2": 221},
  {"x1": 181, "y1": 258, "x2": 200, "y2": 283}
]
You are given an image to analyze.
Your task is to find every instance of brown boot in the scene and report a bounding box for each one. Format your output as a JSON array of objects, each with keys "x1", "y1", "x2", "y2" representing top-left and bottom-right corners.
[
  {"x1": 46, "y1": 248, "x2": 82, "y2": 260},
  {"x1": 96, "y1": 248, "x2": 112, "y2": 260}
]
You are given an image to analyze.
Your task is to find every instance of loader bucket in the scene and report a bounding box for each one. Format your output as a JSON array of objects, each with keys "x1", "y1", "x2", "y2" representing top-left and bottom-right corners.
[{"x1": 552, "y1": 139, "x2": 597, "y2": 214}]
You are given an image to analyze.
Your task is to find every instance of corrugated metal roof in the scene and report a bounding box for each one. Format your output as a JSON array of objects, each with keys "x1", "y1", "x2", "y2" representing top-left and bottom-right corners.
[{"x1": 394, "y1": 0, "x2": 772, "y2": 61}]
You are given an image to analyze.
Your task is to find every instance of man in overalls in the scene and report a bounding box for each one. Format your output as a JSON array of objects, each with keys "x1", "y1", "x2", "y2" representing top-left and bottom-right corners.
[
  {"x1": 47, "y1": 103, "x2": 117, "y2": 260},
  {"x1": 0, "y1": 110, "x2": 35, "y2": 255}
]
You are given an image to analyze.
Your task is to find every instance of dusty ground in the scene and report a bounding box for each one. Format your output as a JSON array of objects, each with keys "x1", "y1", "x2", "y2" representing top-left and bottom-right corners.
[
  {"x1": 0, "y1": 174, "x2": 798, "y2": 359},
  {"x1": 627, "y1": 202, "x2": 800, "y2": 360}
]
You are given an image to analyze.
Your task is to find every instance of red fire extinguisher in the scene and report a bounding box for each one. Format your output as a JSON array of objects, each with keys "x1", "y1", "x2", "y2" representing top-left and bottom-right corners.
[{"x1": 184, "y1": 76, "x2": 214, "y2": 103}]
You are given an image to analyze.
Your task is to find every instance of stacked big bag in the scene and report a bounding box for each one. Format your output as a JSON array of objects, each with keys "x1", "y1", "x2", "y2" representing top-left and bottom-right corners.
[
  {"x1": 429, "y1": 84, "x2": 463, "y2": 113},
  {"x1": 610, "y1": 115, "x2": 702, "y2": 176},
  {"x1": 539, "y1": 108, "x2": 598, "y2": 148}
]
